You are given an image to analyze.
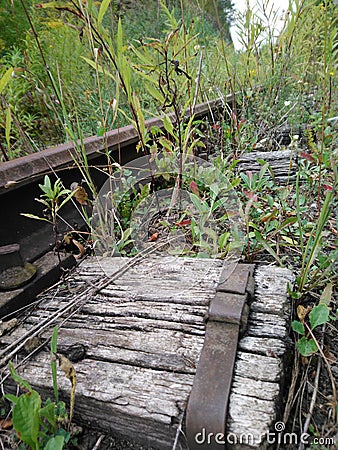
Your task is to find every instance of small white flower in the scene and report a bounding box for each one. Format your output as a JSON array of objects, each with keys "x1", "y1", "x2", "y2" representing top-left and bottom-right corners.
[
  {"x1": 284, "y1": 101, "x2": 291, "y2": 107},
  {"x1": 111, "y1": 99, "x2": 117, "y2": 111}
]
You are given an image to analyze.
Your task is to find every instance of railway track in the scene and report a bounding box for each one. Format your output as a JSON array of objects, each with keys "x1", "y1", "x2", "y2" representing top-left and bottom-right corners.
[
  {"x1": 0, "y1": 97, "x2": 231, "y2": 315},
  {"x1": 0, "y1": 98, "x2": 227, "y2": 261},
  {"x1": 0, "y1": 92, "x2": 297, "y2": 316},
  {"x1": 0, "y1": 95, "x2": 296, "y2": 449}
]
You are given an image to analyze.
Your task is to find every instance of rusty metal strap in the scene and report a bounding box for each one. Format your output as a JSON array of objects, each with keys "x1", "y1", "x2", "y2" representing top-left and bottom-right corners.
[{"x1": 186, "y1": 264, "x2": 255, "y2": 449}]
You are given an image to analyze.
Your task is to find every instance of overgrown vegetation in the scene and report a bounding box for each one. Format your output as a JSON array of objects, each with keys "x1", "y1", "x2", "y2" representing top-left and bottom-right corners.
[{"x1": 0, "y1": 0, "x2": 337, "y2": 448}]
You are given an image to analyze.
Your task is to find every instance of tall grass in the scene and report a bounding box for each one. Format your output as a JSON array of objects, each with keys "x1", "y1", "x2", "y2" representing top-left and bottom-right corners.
[{"x1": 0, "y1": 0, "x2": 233, "y2": 159}]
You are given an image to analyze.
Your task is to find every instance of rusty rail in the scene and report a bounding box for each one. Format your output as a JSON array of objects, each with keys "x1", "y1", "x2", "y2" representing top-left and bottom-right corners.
[{"x1": 0, "y1": 97, "x2": 228, "y2": 192}]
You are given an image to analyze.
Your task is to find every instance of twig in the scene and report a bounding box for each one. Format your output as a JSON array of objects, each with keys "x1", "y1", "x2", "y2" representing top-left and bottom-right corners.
[
  {"x1": 0, "y1": 435, "x2": 5, "y2": 450},
  {"x1": 0, "y1": 286, "x2": 94, "y2": 369},
  {"x1": 278, "y1": 350, "x2": 300, "y2": 450},
  {"x1": 297, "y1": 352, "x2": 321, "y2": 450},
  {"x1": 172, "y1": 413, "x2": 185, "y2": 450},
  {"x1": 92, "y1": 434, "x2": 105, "y2": 450},
  {"x1": 304, "y1": 323, "x2": 337, "y2": 419}
]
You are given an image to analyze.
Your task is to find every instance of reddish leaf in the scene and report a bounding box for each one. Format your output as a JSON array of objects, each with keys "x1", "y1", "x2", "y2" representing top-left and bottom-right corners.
[
  {"x1": 237, "y1": 118, "x2": 245, "y2": 130},
  {"x1": 175, "y1": 219, "x2": 191, "y2": 227},
  {"x1": 300, "y1": 151, "x2": 316, "y2": 163},
  {"x1": 190, "y1": 181, "x2": 200, "y2": 197},
  {"x1": 243, "y1": 189, "x2": 258, "y2": 202},
  {"x1": 148, "y1": 232, "x2": 159, "y2": 242}
]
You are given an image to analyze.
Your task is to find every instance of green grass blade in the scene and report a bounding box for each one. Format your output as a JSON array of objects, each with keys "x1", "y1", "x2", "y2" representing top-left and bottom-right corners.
[
  {"x1": 50, "y1": 326, "x2": 59, "y2": 403},
  {"x1": 0, "y1": 67, "x2": 13, "y2": 93},
  {"x1": 98, "y1": 0, "x2": 111, "y2": 26},
  {"x1": 254, "y1": 230, "x2": 284, "y2": 266}
]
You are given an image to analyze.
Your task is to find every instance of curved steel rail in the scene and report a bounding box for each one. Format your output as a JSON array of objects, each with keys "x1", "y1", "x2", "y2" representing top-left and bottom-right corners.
[{"x1": 0, "y1": 97, "x2": 229, "y2": 191}]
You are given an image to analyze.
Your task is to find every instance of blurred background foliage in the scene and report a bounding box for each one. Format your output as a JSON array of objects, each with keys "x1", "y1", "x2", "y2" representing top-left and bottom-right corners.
[{"x1": 0, "y1": 0, "x2": 235, "y2": 157}]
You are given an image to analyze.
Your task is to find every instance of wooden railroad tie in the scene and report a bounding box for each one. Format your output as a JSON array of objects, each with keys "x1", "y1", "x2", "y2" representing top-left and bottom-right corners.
[{"x1": 0, "y1": 257, "x2": 293, "y2": 449}]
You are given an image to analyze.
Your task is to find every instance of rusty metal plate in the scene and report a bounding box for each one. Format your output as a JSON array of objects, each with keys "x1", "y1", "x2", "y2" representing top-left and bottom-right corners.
[
  {"x1": 186, "y1": 264, "x2": 256, "y2": 449},
  {"x1": 217, "y1": 264, "x2": 255, "y2": 295},
  {"x1": 207, "y1": 292, "x2": 248, "y2": 325},
  {"x1": 186, "y1": 322, "x2": 239, "y2": 449}
]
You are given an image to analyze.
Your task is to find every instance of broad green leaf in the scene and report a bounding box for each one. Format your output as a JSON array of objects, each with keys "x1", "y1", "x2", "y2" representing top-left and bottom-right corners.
[
  {"x1": 0, "y1": 67, "x2": 13, "y2": 93},
  {"x1": 291, "y1": 320, "x2": 305, "y2": 335},
  {"x1": 280, "y1": 216, "x2": 298, "y2": 228},
  {"x1": 39, "y1": 175, "x2": 51, "y2": 194},
  {"x1": 39, "y1": 402, "x2": 56, "y2": 430},
  {"x1": 117, "y1": 18, "x2": 123, "y2": 59},
  {"x1": 296, "y1": 337, "x2": 318, "y2": 357},
  {"x1": 57, "y1": 190, "x2": 76, "y2": 211},
  {"x1": 145, "y1": 82, "x2": 165, "y2": 103},
  {"x1": 189, "y1": 193, "x2": 208, "y2": 214},
  {"x1": 319, "y1": 283, "x2": 332, "y2": 306},
  {"x1": 98, "y1": 0, "x2": 111, "y2": 26},
  {"x1": 13, "y1": 390, "x2": 41, "y2": 449},
  {"x1": 309, "y1": 303, "x2": 330, "y2": 330},
  {"x1": 210, "y1": 183, "x2": 219, "y2": 197},
  {"x1": 258, "y1": 161, "x2": 270, "y2": 178},
  {"x1": 218, "y1": 232, "x2": 230, "y2": 251},
  {"x1": 163, "y1": 114, "x2": 174, "y2": 137},
  {"x1": 44, "y1": 435, "x2": 65, "y2": 450}
]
